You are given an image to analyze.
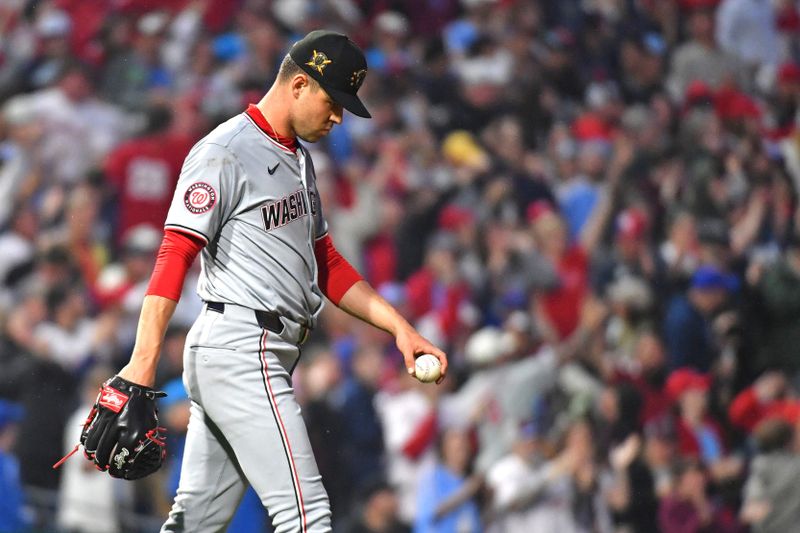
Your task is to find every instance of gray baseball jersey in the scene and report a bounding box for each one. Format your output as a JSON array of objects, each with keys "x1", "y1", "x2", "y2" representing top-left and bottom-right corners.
[
  {"x1": 163, "y1": 109, "x2": 329, "y2": 328},
  {"x1": 161, "y1": 108, "x2": 335, "y2": 533}
]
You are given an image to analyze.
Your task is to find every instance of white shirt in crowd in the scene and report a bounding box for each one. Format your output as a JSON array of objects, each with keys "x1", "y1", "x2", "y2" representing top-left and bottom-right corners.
[
  {"x1": 716, "y1": 0, "x2": 780, "y2": 67},
  {"x1": 375, "y1": 387, "x2": 437, "y2": 524},
  {"x1": 57, "y1": 405, "x2": 132, "y2": 533}
]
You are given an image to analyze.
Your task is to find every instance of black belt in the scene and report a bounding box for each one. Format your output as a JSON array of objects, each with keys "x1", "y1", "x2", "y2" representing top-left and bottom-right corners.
[{"x1": 206, "y1": 301, "x2": 292, "y2": 337}]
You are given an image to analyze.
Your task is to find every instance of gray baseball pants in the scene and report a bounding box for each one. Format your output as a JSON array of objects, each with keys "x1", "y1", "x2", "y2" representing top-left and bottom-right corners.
[{"x1": 161, "y1": 303, "x2": 331, "y2": 533}]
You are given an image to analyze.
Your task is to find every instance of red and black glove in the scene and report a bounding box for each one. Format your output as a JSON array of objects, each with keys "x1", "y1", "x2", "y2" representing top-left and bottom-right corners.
[{"x1": 55, "y1": 375, "x2": 167, "y2": 480}]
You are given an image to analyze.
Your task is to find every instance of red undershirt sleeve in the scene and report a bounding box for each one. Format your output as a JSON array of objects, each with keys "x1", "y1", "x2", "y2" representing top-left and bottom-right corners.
[
  {"x1": 145, "y1": 229, "x2": 205, "y2": 301},
  {"x1": 314, "y1": 234, "x2": 363, "y2": 305}
]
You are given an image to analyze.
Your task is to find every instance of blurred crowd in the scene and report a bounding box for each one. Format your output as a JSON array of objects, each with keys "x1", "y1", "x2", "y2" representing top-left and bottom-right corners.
[{"x1": 3, "y1": 0, "x2": 800, "y2": 532}]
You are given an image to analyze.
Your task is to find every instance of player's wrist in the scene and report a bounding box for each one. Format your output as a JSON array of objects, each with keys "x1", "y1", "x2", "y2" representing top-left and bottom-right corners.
[
  {"x1": 117, "y1": 362, "x2": 157, "y2": 388},
  {"x1": 388, "y1": 316, "x2": 414, "y2": 338}
]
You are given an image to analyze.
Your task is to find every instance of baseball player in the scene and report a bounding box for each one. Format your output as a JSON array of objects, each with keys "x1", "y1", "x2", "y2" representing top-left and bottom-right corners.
[{"x1": 83, "y1": 30, "x2": 448, "y2": 533}]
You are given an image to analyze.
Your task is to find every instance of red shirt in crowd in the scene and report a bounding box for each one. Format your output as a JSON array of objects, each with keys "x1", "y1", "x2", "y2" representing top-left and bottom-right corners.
[
  {"x1": 540, "y1": 246, "x2": 589, "y2": 340},
  {"x1": 104, "y1": 133, "x2": 195, "y2": 244},
  {"x1": 613, "y1": 370, "x2": 672, "y2": 425},
  {"x1": 405, "y1": 267, "x2": 469, "y2": 341},
  {"x1": 364, "y1": 234, "x2": 397, "y2": 289},
  {"x1": 728, "y1": 386, "x2": 800, "y2": 433}
]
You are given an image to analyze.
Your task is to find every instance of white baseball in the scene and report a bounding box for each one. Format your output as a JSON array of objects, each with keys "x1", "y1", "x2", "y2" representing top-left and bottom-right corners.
[{"x1": 414, "y1": 354, "x2": 442, "y2": 383}]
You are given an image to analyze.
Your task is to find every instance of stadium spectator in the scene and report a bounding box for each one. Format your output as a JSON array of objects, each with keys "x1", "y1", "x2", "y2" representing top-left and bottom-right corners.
[
  {"x1": 0, "y1": 97, "x2": 42, "y2": 228},
  {"x1": 667, "y1": 7, "x2": 747, "y2": 100},
  {"x1": 0, "y1": 7, "x2": 73, "y2": 98},
  {"x1": 413, "y1": 427, "x2": 481, "y2": 533},
  {"x1": 56, "y1": 366, "x2": 132, "y2": 533},
  {"x1": 484, "y1": 421, "x2": 547, "y2": 531},
  {"x1": 663, "y1": 266, "x2": 739, "y2": 371},
  {"x1": 24, "y1": 61, "x2": 128, "y2": 184},
  {"x1": 0, "y1": 399, "x2": 26, "y2": 533},
  {"x1": 298, "y1": 348, "x2": 350, "y2": 525},
  {"x1": 752, "y1": 233, "x2": 800, "y2": 376},
  {"x1": 728, "y1": 370, "x2": 797, "y2": 433},
  {"x1": 658, "y1": 458, "x2": 743, "y2": 533},
  {"x1": 716, "y1": 0, "x2": 780, "y2": 69},
  {"x1": 338, "y1": 344, "x2": 387, "y2": 492},
  {"x1": 0, "y1": 206, "x2": 38, "y2": 301},
  {"x1": 515, "y1": 419, "x2": 615, "y2": 533},
  {"x1": 376, "y1": 368, "x2": 439, "y2": 526},
  {"x1": 102, "y1": 105, "x2": 196, "y2": 244},
  {"x1": 741, "y1": 417, "x2": 800, "y2": 533},
  {"x1": 32, "y1": 283, "x2": 117, "y2": 372},
  {"x1": 101, "y1": 11, "x2": 171, "y2": 112},
  {"x1": 346, "y1": 477, "x2": 409, "y2": 533}
]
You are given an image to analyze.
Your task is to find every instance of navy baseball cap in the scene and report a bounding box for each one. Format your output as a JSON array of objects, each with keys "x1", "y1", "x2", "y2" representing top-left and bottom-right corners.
[
  {"x1": 690, "y1": 266, "x2": 740, "y2": 292},
  {"x1": 289, "y1": 30, "x2": 371, "y2": 119}
]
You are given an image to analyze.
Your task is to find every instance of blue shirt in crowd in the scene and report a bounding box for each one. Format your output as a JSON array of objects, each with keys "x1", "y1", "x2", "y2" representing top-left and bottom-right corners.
[
  {"x1": 664, "y1": 295, "x2": 714, "y2": 372},
  {"x1": 0, "y1": 450, "x2": 26, "y2": 533},
  {"x1": 414, "y1": 465, "x2": 481, "y2": 533}
]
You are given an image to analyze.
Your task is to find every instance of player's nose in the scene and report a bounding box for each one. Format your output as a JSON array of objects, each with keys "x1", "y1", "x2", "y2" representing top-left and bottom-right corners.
[{"x1": 330, "y1": 104, "x2": 343, "y2": 125}]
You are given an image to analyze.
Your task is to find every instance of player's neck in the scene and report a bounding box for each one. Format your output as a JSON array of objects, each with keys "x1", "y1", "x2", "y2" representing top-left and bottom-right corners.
[{"x1": 256, "y1": 92, "x2": 295, "y2": 141}]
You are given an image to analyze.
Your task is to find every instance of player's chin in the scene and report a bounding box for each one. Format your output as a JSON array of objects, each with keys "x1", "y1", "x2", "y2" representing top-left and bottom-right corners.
[{"x1": 299, "y1": 129, "x2": 330, "y2": 143}]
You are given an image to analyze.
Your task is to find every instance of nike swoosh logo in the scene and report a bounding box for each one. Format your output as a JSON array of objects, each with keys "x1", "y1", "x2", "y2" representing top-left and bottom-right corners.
[{"x1": 268, "y1": 162, "x2": 280, "y2": 175}]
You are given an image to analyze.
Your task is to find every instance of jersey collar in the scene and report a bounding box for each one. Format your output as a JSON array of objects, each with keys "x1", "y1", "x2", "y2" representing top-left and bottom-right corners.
[{"x1": 245, "y1": 104, "x2": 298, "y2": 154}]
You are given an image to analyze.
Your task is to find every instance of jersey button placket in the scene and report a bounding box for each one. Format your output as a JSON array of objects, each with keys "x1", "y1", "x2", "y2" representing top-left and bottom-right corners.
[{"x1": 297, "y1": 152, "x2": 316, "y2": 269}]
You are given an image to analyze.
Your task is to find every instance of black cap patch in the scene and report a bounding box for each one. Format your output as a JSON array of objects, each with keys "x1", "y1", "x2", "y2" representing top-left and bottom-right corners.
[
  {"x1": 306, "y1": 50, "x2": 332, "y2": 75},
  {"x1": 350, "y1": 69, "x2": 367, "y2": 89}
]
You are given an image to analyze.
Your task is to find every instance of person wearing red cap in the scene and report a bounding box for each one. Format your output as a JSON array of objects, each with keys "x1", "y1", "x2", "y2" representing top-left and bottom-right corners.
[
  {"x1": 684, "y1": 80, "x2": 715, "y2": 107},
  {"x1": 666, "y1": 368, "x2": 743, "y2": 484}
]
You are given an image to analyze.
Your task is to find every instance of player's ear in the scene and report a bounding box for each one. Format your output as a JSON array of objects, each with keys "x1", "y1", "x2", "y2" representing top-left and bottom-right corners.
[{"x1": 290, "y1": 74, "x2": 309, "y2": 99}]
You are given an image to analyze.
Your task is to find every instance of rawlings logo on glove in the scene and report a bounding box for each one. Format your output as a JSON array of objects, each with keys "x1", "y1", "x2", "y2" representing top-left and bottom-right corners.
[
  {"x1": 99, "y1": 387, "x2": 129, "y2": 413},
  {"x1": 54, "y1": 375, "x2": 167, "y2": 480}
]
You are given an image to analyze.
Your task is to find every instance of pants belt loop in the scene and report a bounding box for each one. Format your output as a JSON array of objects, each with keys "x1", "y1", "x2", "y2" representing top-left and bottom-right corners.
[{"x1": 298, "y1": 326, "x2": 310, "y2": 345}]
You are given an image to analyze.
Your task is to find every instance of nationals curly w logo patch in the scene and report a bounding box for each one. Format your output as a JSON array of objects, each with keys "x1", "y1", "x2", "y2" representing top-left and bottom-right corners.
[{"x1": 184, "y1": 182, "x2": 217, "y2": 214}]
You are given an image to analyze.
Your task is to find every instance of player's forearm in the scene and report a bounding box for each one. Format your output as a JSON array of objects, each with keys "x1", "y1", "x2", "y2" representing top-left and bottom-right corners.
[
  {"x1": 336, "y1": 280, "x2": 413, "y2": 336},
  {"x1": 118, "y1": 295, "x2": 178, "y2": 387}
]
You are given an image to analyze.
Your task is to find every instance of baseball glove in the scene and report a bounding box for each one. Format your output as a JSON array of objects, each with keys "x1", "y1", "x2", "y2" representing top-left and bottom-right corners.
[{"x1": 54, "y1": 375, "x2": 168, "y2": 480}]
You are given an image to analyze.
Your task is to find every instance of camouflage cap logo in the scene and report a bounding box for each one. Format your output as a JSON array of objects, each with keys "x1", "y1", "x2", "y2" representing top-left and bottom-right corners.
[
  {"x1": 350, "y1": 69, "x2": 367, "y2": 90},
  {"x1": 306, "y1": 50, "x2": 332, "y2": 75}
]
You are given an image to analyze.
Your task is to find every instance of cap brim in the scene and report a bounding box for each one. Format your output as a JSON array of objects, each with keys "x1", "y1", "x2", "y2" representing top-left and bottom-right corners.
[{"x1": 326, "y1": 86, "x2": 371, "y2": 118}]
